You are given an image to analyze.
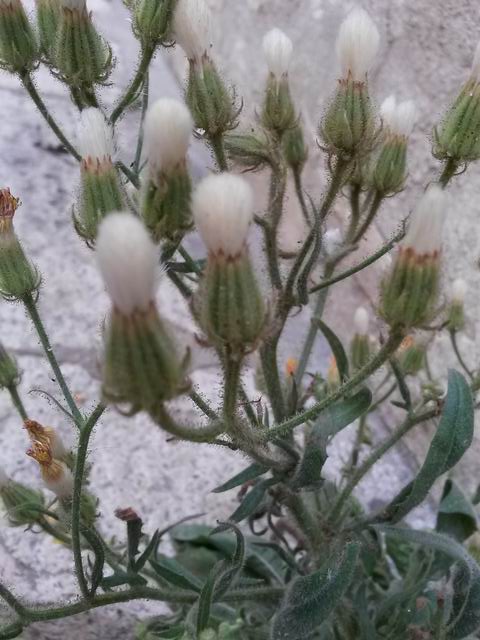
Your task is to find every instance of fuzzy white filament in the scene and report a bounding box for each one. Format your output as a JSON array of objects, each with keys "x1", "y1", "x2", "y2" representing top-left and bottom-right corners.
[
  {"x1": 452, "y1": 278, "x2": 467, "y2": 303},
  {"x1": 403, "y1": 185, "x2": 447, "y2": 256},
  {"x1": 193, "y1": 174, "x2": 254, "y2": 257},
  {"x1": 45, "y1": 465, "x2": 74, "y2": 498},
  {"x1": 471, "y1": 41, "x2": 480, "y2": 83},
  {"x1": 173, "y1": 0, "x2": 212, "y2": 62},
  {"x1": 144, "y1": 99, "x2": 193, "y2": 173},
  {"x1": 336, "y1": 8, "x2": 380, "y2": 81},
  {"x1": 96, "y1": 212, "x2": 159, "y2": 314},
  {"x1": 263, "y1": 28, "x2": 293, "y2": 79},
  {"x1": 381, "y1": 95, "x2": 417, "y2": 138},
  {"x1": 77, "y1": 108, "x2": 114, "y2": 162},
  {"x1": 354, "y1": 307, "x2": 369, "y2": 335}
]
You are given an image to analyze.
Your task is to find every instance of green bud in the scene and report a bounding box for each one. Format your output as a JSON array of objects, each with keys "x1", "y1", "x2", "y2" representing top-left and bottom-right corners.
[
  {"x1": 350, "y1": 334, "x2": 370, "y2": 370},
  {"x1": 282, "y1": 121, "x2": 308, "y2": 171},
  {"x1": 133, "y1": 0, "x2": 176, "y2": 47},
  {"x1": 55, "y1": 1, "x2": 112, "y2": 91},
  {"x1": 0, "y1": 0, "x2": 38, "y2": 73},
  {"x1": 0, "y1": 189, "x2": 40, "y2": 301},
  {"x1": 447, "y1": 279, "x2": 467, "y2": 332},
  {"x1": 142, "y1": 168, "x2": 192, "y2": 243},
  {"x1": 371, "y1": 137, "x2": 407, "y2": 195},
  {"x1": 321, "y1": 77, "x2": 376, "y2": 156},
  {"x1": 396, "y1": 336, "x2": 425, "y2": 376},
  {"x1": 186, "y1": 58, "x2": 236, "y2": 138},
  {"x1": 0, "y1": 476, "x2": 45, "y2": 527},
  {"x1": 0, "y1": 342, "x2": 19, "y2": 388},
  {"x1": 261, "y1": 76, "x2": 296, "y2": 135},
  {"x1": 36, "y1": 0, "x2": 59, "y2": 60},
  {"x1": 224, "y1": 132, "x2": 272, "y2": 172}
]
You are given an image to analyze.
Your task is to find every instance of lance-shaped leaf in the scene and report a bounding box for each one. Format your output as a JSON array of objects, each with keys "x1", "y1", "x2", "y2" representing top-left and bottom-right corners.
[
  {"x1": 375, "y1": 370, "x2": 473, "y2": 524},
  {"x1": 228, "y1": 478, "x2": 277, "y2": 524},
  {"x1": 212, "y1": 463, "x2": 268, "y2": 493},
  {"x1": 270, "y1": 542, "x2": 359, "y2": 639},
  {"x1": 436, "y1": 479, "x2": 477, "y2": 543},
  {"x1": 315, "y1": 318, "x2": 350, "y2": 382}
]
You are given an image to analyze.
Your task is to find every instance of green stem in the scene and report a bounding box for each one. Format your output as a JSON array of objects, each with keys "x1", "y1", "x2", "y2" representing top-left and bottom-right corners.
[
  {"x1": 117, "y1": 161, "x2": 140, "y2": 189},
  {"x1": 110, "y1": 44, "x2": 155, "y2": 125},
  {"x1": 346, "y1": 183, "x2": 361, "y2": 242},
  {"x1": 292, "y1": 168, "x2": 312, "y2": 225},
  {"x1": 330, "y1": 406, "x2": 438, "y2": 524},
  {"x1": 21, "y1": 72, "x2": 81, "y2": 161},
  {"x1": 71, "y1": 403, "x2": 106, "y2": 600},
  {"x1": 154, "y1": 404, "x2": 224, "y2": 442},
  {"x1": 209, "y1": 133, "x2": 229, "y2": 171},
  {"x1": 223, "y1": 349, "x2": 243, "y2": 428},
  {"x1": 352, "y1": 190, "x2": 383, "y2": 244},
  {"x1": 450, "y1": 330, "x2": 474, "y2": 380},
  {"x1": 38, "y1": 517, "x2": 72, "y2": 545},
  {"x1": 264, "y1": 160, "x2": 287, "y2": 291},
  {"x1": 0, "y1": 582, "x2": 27, "y2": 617},
  {"x1": 7, "y1": 385, "x2": 28, "y2": 420},
  {"x1": 133, "y1": 73, "x2": 149, "y2": 176},
  {"x1": 23, "y1": 294, "x2": 84, "y2": 428},
  {"x1": 268, "y1": 330, "x2": 405, "y2": 442},
  {"x1": 260, "y1": 339, "x2": 286, "y2": 423},
  {"x1": 189, "y1": 390, "x2": 218, "y2": 420}
]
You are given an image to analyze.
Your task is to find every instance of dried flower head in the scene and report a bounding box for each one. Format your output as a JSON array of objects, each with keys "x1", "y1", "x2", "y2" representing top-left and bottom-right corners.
[
  {"x1": 27, "y1": 441, "x2": 74, "y2": 498},
  {"x1": 0, "y1": 188, "x2": 19, "y2": 233}
]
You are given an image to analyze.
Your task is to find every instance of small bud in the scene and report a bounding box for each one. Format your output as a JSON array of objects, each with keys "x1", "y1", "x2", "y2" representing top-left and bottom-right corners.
[
  {"x1": 350, "y1": 306, "x2": 371, "y2": 370},
  {"x1": 27, "y1": 441, "x2": 74, "y2": 498},
  {"x1": 447, "y1": 278, "x2": 468, "y2": 332},
  {"x1": 0, "y1": 471, "x2": 45, "y2": 527},
  {"x1": 372, "y1": 96, "x2": 417, "y2": 194},
  {"x1": 36, "y1": 0, "x2": 59, "y2": 60},
  {"x1": 142, "y1": 99, "x2": 193, "y2": 242},
  {"x1": 0, "y1": 0, "x2": 39, "y2": 73},
  {"x1": 224, "y1": 131, "x2": 272, "y2": 172},
  {"x1": 434, "y1": 41, "x2": 480, "y2": 164},
  {"x1": 0, "y1": 188, "x2": 40, "y2": 300},
  {"x1": 261, "y1": 28, "x2": 296, "y2": 134},
  {"x1": 282, "y1": 121, "x2": 308, "y2": 171},
  {"x1": 74, "y1": 109, "x2": 125, "y2": 245},
  {"x1": 133, "y1": 0, "x2": 176, "y2": 48},
  {"x1": 55, "y1": 0, "x2": 111, "y2": 91},
  {"x1": 321, "y1": 9, "x2": 379, "y2": 155},
  {"x1": 193, "y1": 174, "x2": 266, "y2": 351},
  {"x1": 396, "y1": 335, "x2": 425, "y2": 376},
  {"x1": 24, "y1": 420, "x2": 69, "y2": 462},
  {"x1": 381, "y1": 185, "x2": 446, "y2": 329},
  {"x1": 0, "y1": 342, "x2": 19, "y2": 389},
  {"x1": 97, "y1": 213, "x2": 186, "y2": 413}
]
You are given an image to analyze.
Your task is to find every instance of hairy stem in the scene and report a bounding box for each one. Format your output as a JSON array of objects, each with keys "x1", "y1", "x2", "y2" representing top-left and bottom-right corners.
[
  {"x1": 450, "y1": 330, "x2": 474, "y2": 380},
  {"x1": 352, "y1": 190, "x2": 383, "y2": 244},
  {"x1": 110, "y1": 44, "x2": 155, "y2": 125},
  {"x1": 223, "y1": 348, "x2": 243, "y2": 428},
  {"x1": 8, "y1": 385, "x2": 28, "y2": 420},
  {"x1": 154, "y1": 404, "x2": 224, "y2": 442},
  {"x1": 260, "y1": 338, "x2": 286, "y2": 423},
  {"x1": 209, "y1": 133, "x2": 229, "y2": 171}
]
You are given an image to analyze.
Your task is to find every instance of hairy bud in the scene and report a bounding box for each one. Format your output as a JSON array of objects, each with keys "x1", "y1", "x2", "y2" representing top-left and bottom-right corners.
[
  {"x1": 447, "y1": 278, "x2": 468, "y2": 332},
  {"x1": 0, "y1": 470, "x2": 45, "y2": 527},
  {"x1": 350, "y1": 306, "x2": 371, "y2": 370},
  {"x1": 0, "y1": 0, "x2": 38, "y2": 73},
  {"x1": 261, "y1": 28, "x2": 296, "y2": 134},
  {"x1": 0, "y1": 342, "x2": 19, "y2": 389},
  {"x1": 133, "y1": 0, "x2": 176, "y2": 47}
]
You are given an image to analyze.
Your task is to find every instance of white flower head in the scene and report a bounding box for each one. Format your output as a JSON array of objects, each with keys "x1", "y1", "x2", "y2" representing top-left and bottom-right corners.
[
  {"x1": 96, "y1": 212, "x2": 159, "y2": 315},
  {"x1": 452, "y1": 278, "x2": 467, "y2": 303},
  {"x1": 403, "y1": 185, "x2": 447, "y2": 256},
  {"x1": 354, "y1": 306, "x2": 369, "y2": 335},
  {"x1": 263, "y1": 28, "x2": 293, "y2": 79},
  {"x1": 173, "y1": 0, "x2": 212, "y2": 62},
  {"x1": 471, "y1": 40, "x2": 480, "y2": 83},
  {"x1": 144, "y1": 99, "x2": 193, "y2": 174},
  {"x1": 381, "y1": 95, "x2": 417, "y2": 138},
  {"x1": 77, "y1": 108, "x2": 114, "y2": 164},
  {"x1": 336, "y1": 8, "x2": 380, "y2": 81},
  {"x1": 193, "y1": 174, "x2": 254, "y2": 257}
]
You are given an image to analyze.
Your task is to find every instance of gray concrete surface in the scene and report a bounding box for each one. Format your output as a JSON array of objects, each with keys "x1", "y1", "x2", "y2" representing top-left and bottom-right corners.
[{"x1": 1, "y1": 0, "x2": 480, "y2": 637}]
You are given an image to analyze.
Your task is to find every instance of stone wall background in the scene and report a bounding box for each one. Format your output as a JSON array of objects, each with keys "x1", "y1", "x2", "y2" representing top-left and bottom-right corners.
[{"x1": 1, "y1": 0, "x2": 480, "y2": 637}]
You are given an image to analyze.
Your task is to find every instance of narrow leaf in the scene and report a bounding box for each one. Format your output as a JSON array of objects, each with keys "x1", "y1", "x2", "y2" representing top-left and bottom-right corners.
[
  {"x1": 314, "y1": 318, "x2": 349, "y2": 382},
  {"x1": 134, "y1": 530, "x2": 161, "y2": 572},
  {"x1": 229, "y1": 478, "x2": 277, "y2": 524},
  {"x1": 270, "y1": 542, "x2": 359, "y2": 639},
  {"x1": 212, "y1": 463, "x2": 268, "y2": 494},
  {"x1": 150, "y1": 555, "x2": 202, "y2": 592}
]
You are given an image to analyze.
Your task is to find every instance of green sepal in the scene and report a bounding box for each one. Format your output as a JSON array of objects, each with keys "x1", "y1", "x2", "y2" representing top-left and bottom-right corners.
[
  {"x1": 224, "y1": 131, "x2": 272, "y2": 172},
  {"x1": 447, "y1": 301, "x2": 465, "y2": 332},
  {"x1": 36, "y1": 0, "x2": 59, "y2": 60},
  {"x1": 0, "y1": 342, "x2": 19, "y2": 388},
  {"x1": 434, "y1": 80, "x2": 480, "y2": 162},
  {"x1": 372, "y1": 137, "x2": 407, "y2": 195},
  {"x1": 0, "y1": 0, "x2": 39, "y2": 73},
  {"x1": 282, "y1": 121, "x2": 308, "y2": 171},
  {"x1": 0, "y1": 480, "x2": 45, "y2": 527},
  {"x1": 261, "y1": 76, "x2": 296, "y2": 135},
  {"x1": 350, "y1": 333, "x2": 370, "y2": 371},
  {"x1": 142, "y1": 168, "x2": 192, "y2": 243},
  {"x1": 0, "y1": 232, "x2": 40, "y2": 300},
  {"x1": 133, "y1": 0, "x2": 176, "y2": 47}
]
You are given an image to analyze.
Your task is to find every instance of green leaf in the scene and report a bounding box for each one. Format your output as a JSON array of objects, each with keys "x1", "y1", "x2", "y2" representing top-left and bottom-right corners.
[
  {"x1": 212, "y1": 463, "x2": 268, "y2": 493},
  {"x1": 376, "y1": 526, "x2": 480, "y2": 639},
  {"x1": 228, "y1": 478, "x2": 277, "y2": 524},
  {"x1": 150, "y1": 555, "x2": 203, "y2": 592},
  {"x1": 314, "y1": 318, "x2": 350, "y2": 382},
  {"x1": 270, "y1": 542, "x2": 360, "y2": 639},
  {"x1": 376, "y1": 370, "x2": 474, "y2": 524},
  {"x1": 293, "y1": 387, "x2": 372, "y2": 490},
  {"x1": 134, "y1": 530, "x2": 161, "y2": 572},
  {"x1": 436, "y1": 479, "x2": 477, "y2": 543}
]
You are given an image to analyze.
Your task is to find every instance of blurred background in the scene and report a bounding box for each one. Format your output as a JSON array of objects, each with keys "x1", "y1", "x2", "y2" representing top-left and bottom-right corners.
[{"x1": 1, "y1": 0, "x2": 480, "y2": 637}]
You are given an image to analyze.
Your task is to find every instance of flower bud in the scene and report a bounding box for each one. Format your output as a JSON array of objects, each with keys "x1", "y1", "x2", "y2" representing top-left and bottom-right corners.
[
  {"x1": 0, "y1": 0, "x2": 38, "y2": 73},
  {"x1": 0, "y1": 342, "x2": 19, "y2": 389},
  {"x1": 381, "y1": 185, "x2": 446, "y2": 329},
  {"x1": 55, "y1": 0, "x2": 111, "y2": 91},
  {"x1": 447, "y1": 278, "x2": 467, "y2": 332},
  {"x1": 97, "y1": 213, "x2": 187, "y2": 414},
  {"x1": 350, "y1": 306, "x2": 371, "y2": 370},
  {"x1": 193, "y1": 174, "x2": 266, "y2": 352},
  {"x1": 36, "y1": 0, "x2": 59, "y2": 60},
  {"x1": 173, "y1": 0, "x2": 235, "y2": 138},
  {"x1": 396, "y1": 335, "x2": 425, "y2": 376},
  {"x1": 372, "y1": 96, "x2": 417, "y2": 195},
  {"x1": 261, "y1": 28, "x2": 296, "y2": 135},
  {"x1": 133, "y1": 0, "x2": 176, "y2": 48},
  {"x1": 0, "y1": 470, "x2": 45, "y2": 527},
  {"x1": 321, "y1": 8, "x2": 379, "y2": 155},
  {"x1": 142, "y1": 99, "x2": 193, "y2": 243},
  {"x1": 224, "y1": 131, "x2": 272, "y2": 172},
  {"x1": 434, "y1": 42, "x2": 480, "y2": 163},
  {"x1": 27, "y1": 441, "x2": 74, "y2": 498},
  {"x1": 0, "y1": 188, "x2": 40, "y2": 300},
  {"x1": 282, "y1": 121, "x2": 308, "y2": 171},
  {"x1": 74, "y1": 109, "x2": 125, "y2": 245}
]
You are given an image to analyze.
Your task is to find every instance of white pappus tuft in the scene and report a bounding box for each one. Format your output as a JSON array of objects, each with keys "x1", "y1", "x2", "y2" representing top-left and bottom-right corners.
[
  {"x1": 452, "y1": 278, "x2": 467, "y2": 303},
  {"x1": 144, "y1": 99, "x2": 193, "y2": 173},
  {"x1": 403, "y1": 185, "x2": 447, "y2": 256},
  {"x1": 263, "y1": 28, "x2": 293, "y2": 79},
  {"x1": 381, "y1": 95, "x2": 417, "y2": 138},
  {"x1": 44, "y1": 463, "x2": 74, "y2": 498},
  {"x1": 77, "y1": 108, "x2": 114, "y2": 163},
  {"x1": 96, "y1": 212, "x2": 159, "y2": 315},
  {"x1": 471, "y1": 40, "x2": 480, "y2": 83},
  {"x1": 173, "y1": 0, "x2": 212, "y2": 62},
  {"x1": 354, "y1": 306, "x2": 369, "y2": 335},
  {"x1": 336, "y1": 8, "x2": 380, "y2": 82},
  {"x1": 193, "y1": 174, "x2": 254, "y2": 257}
]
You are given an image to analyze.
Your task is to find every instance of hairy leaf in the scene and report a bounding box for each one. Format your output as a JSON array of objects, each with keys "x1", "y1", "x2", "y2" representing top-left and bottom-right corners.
[
  {"x1": 212, "y1": 463, "x2": 268, "y2": 493},
  {"x1": 314, "y1": 318, "x2": 350, "y2": 382},
  {"x1": 228, "y1": 478, "x2": 277, "y2": 524},
  {"x1": 436, "y1": 479, "x2": 477, "y2": 543},
  {"x1": 150, "y1": 555, "x2": 202, "y2": 592}
]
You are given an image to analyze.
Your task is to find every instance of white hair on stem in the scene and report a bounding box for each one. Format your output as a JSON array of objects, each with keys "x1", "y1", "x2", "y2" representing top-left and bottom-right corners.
[{"x1": 336, "y1": 8, "x2": 380, "y2": 81}]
